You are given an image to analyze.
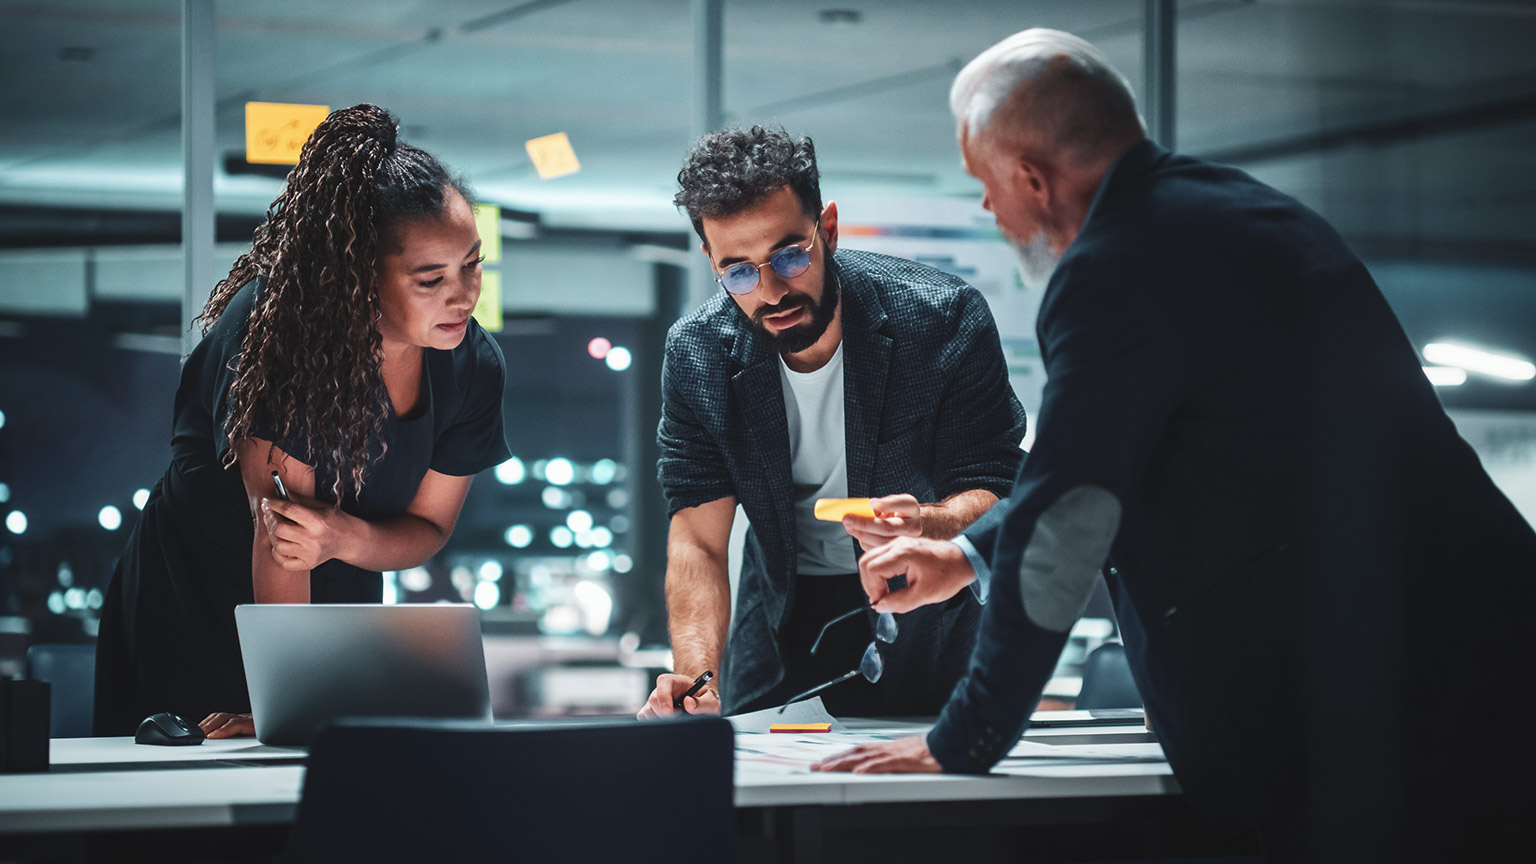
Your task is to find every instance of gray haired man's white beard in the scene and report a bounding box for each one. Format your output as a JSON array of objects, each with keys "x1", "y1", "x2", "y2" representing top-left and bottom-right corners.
[{"x1": 1012, "y1": 231, "x2": 1061, "y2": 292}]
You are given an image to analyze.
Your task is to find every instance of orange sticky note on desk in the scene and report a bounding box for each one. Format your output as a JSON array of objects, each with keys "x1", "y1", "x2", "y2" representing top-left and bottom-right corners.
[
  {"x1": 769, "y1": 723, "x2": 831, "y2": 733},
  {"x1": 813, "y1": 498, "x2": 874, "y2": 521},
  {"x1": 245, "y1": 102, "x2": 330, "y2": 165}
]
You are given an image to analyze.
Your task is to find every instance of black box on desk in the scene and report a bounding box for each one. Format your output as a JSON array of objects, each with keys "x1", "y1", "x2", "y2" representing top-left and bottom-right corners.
[{"x1": 0, "y1": 679, "x2": 50, "y2": 772}]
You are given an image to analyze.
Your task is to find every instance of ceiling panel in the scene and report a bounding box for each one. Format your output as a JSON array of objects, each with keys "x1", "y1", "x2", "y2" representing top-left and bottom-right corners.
[{"x1": 0, "y1": 1, "x2": 1530, "y2": 249}]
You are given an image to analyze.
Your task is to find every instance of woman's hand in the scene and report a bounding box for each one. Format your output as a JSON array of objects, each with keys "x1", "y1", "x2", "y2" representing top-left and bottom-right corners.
[
  {"x1": 260, "y1": 496, "x2": 356, "y2": 571},
  {"x1": 199, "y1": 712, "x2": 255, "y2": 739}
]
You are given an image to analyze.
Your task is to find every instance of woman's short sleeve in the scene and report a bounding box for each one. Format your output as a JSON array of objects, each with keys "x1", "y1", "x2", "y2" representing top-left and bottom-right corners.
[
  {"x1": 430, "y1": 324, "x2": 511, "y2": 477},
  {"x1": 202, "y1": 281, "x2": 312, "y2": 466}
]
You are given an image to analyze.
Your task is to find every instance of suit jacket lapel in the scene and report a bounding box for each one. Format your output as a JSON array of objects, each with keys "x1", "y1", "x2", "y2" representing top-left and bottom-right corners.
[{"x1": 838, "y1": 260, "x2": 891, "y2": 499}]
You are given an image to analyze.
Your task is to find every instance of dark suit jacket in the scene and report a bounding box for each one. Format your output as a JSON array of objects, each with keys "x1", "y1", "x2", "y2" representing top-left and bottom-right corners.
[
  {"x1": 658, "y1": 249, "x2": 1028, "y2": 713},
  {"x1": 935, "y1": 141, "x2": 1536, "y2": 842}
]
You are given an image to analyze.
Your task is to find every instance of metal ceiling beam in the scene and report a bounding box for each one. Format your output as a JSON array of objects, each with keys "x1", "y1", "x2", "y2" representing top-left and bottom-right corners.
[
  {"x1": 1198, "y1": 91, "x2": 1536, "y2": 165},
  {"x1": 687, "y1": 0, "x2": 723, "y2": 313},
  {"x1": 1144, "y1": 0, "x2": 1177, "y2": 150},
  {"x1": 181, "y1": 0, "x2": 215, "y2": 359}
]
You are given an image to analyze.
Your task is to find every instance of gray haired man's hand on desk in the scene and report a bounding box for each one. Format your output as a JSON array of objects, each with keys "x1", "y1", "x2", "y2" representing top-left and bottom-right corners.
[
  {"x1": 636, "y1": 672, "x2": 721, "y2": 720},
  {"x1": 811, "y1": 735, "x2": 941, "y2": 774},
  {"x1": 858, "y1": 536, "x2": 975, "y2": 614}
]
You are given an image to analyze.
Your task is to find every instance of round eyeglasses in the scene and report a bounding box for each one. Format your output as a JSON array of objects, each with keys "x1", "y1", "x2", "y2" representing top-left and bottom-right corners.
[
  {"x1": 777, "y1": 605, "x2": 899, "y2": 713},
  {"x1": 714, "y1": 219, "x2": 819, "y2": 296}
]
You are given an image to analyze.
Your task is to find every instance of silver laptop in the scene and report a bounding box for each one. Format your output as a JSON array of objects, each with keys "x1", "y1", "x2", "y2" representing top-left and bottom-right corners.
[{"x1": 235, "y1": 603, "x2": 493, "y2": 746}]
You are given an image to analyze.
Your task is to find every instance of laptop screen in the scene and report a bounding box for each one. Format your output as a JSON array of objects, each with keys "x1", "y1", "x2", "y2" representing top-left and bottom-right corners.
[{"x1": 235, "y1": 603, "x2": 493, "y2": 746}]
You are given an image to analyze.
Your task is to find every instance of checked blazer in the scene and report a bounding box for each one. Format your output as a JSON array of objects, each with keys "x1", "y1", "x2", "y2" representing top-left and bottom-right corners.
[{"x1": 658, "y1": 248, "x2": 1028, "y2": 713}]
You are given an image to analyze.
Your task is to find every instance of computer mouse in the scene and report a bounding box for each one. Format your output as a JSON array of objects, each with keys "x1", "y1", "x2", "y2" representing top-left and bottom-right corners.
[{"x1": 134, "y1": 712, "x2": 206, "y2": 746}]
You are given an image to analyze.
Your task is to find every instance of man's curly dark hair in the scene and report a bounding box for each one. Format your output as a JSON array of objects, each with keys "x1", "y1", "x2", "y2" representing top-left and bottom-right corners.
[
  {"x1": 198, "y1": 103, "x2": 473, "y2": 506},
  {"x1": 674, "y1": 125, "x2": 823, "y2": 242}
]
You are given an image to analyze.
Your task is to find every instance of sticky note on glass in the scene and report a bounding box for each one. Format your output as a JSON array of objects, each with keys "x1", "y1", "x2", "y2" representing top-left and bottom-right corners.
[
  {"x1": 813, "y1": 498, "x2": 874, "y2": 521},
  {"x1": 473, "y1": 204, "x2": 502, "y2": 264},
  {"x1": 770, "y1": 723, "x2": 831, "y2": 733},
  {"x1": 245, "y1": 102, "x2": 330, "y2": 165},
  {"x1": 473, "y1": 271, "x2": 502, "y2": 332},
  {"x1": 525, "y1": 132, "x2": 580, "y2": 179}
]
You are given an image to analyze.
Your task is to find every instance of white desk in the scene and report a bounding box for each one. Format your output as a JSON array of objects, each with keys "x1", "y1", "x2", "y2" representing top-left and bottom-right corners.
[
  {"x1": 0, "y1": 722, "x2": 1246, "y2": 863},
  {"x1": 2, "y1": 738, "x2": 306, "y2": 834},
  {"x1": 733, "y1": 720, "x2": 1175, "y2": 808}
]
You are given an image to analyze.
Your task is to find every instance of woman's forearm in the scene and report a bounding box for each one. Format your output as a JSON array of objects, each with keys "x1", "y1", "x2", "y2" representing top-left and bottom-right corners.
[
  {"x1": 333, "y1": 511, "x2": 453, "y2": 572},
  {"x1": 251, "y1": 532, "x2": 309, "y2": 603}
]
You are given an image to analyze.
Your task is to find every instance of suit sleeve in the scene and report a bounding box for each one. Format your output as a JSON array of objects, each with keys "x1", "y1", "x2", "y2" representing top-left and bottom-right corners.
[
  {"x1": 928, "y1": 253, "x2": 1187, "y2": 772},
  {"x1": 930, "y1": 286, "x2": 1029, "y2": 500},
  {"x1": 656, "y1": 330, "x2": 737, "y2": 516}
]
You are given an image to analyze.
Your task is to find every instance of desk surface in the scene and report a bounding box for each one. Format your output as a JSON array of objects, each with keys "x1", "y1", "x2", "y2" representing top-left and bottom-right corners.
[{"x1": 0, "y1": 721, "x2": 1174, "y2": 835}]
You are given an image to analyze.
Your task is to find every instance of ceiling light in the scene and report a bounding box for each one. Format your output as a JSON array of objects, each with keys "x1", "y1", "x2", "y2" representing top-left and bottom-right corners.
[
  {"x1": 1422, "y1": 366, "x2": 1467, "y2": 387},
  {"x1": 1423, "y1": 342, "x2": 1535, "y2": 382},
  {"x1": 818, "y1": 9, "x2": 862, "y2": 26}
]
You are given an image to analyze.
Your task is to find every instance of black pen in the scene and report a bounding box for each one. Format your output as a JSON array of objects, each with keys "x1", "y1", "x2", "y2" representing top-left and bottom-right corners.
[
  {"x1": 674, "y1": 670, "x2": 714, "y2": 710},
  {"x1": 269, "y1": 470, "x2": 290, "y2": 501}
]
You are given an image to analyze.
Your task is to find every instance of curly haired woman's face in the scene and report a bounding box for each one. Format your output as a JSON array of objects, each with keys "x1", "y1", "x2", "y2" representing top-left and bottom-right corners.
[{"x1": 376, "y1": 186, "x2": 483, "y2": 353}]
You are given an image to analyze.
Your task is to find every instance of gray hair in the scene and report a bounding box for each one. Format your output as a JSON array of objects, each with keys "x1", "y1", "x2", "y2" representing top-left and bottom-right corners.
[{"x1": 950, "y1": 28, "x2": 1144, "y2": 158}]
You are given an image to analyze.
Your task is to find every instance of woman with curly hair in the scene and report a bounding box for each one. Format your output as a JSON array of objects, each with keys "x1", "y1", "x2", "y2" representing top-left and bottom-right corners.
[{"x1": 93, "y1": 104, "x2": 509, "y2": 738}]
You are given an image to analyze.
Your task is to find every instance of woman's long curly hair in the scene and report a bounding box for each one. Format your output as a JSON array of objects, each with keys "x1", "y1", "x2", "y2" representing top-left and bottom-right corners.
[{"x1": 198, "y1": 104, "x2": 471, "y2": 505}]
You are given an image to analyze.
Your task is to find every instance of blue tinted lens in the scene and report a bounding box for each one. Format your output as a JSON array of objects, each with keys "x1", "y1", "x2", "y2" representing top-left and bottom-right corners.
[
  {"x1": 860, "y1": 642, "x2": 884, "y2": 683},
  {"x1": 770, "y1": 245, "x2": 811, "y2": 279},
  {"x1": 720, "y1": 263, "x2": 760, "y2": 295}
]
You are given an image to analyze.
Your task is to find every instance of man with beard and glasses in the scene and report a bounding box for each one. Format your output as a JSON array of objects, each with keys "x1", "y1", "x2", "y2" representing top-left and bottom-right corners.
[
  {"x1": 637, "y1": 126, "x2": 1028, "y2": 719},
  {"x1": 812, "y1": 28, "x2": 1536, "y2": 863}
]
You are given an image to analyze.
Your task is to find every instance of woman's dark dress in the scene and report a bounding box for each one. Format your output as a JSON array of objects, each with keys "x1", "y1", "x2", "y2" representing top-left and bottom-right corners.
[{"x1": 93, "y1": 281, "x2": 510, "y2": 735}]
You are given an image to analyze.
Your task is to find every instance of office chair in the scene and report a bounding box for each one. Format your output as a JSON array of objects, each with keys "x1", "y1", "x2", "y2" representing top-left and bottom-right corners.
[
  {"x1": 1075, "y1": 642, "x2": 1143, "y2": 710},
  {"x1": 285, "y1": 715, "x2": 736, "y2": 863},
  {"x1": 25, "y1": 643, "x2": 96, "y2": 737}
]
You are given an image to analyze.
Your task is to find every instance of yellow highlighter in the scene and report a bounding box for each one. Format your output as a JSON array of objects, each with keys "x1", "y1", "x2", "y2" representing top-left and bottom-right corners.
[
  {"x1": 813, "y1": 498, "x2": 875, "y2": 521},
  {"x1": 769, "y1": 723, "x2": 832, "y2": 733}
]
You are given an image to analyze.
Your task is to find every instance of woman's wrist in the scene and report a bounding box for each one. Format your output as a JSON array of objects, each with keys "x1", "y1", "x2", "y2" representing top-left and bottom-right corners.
[{"x1": 330, "y1": 508, "x2": 367, "y2": 565}]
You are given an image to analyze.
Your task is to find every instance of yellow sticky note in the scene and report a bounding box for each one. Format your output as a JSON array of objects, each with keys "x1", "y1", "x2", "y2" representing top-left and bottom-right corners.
[
  {"x1": 245, "y1": 102, "x2": 330, "y2": 165},
  {"x1": 473, "y1": 204, "x2": 502, "y2": 264},
  {"x1": 473, "y1": 270, "x2": 502, "y2": 332},
  {"x1": 525, "y1": 132, "x2": 581, "y2": 179},
  {"x1": 813, "y1": 498, "x2": 874, "y2": 521}
]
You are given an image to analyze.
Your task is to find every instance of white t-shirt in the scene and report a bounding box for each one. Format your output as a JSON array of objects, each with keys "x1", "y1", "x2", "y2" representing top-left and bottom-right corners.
[{"x1": 779, "y1": 343, "x2": 859, "y2": 575}]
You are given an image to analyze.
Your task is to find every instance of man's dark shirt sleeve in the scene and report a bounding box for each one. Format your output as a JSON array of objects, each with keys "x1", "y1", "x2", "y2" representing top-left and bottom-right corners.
[{"x1": 932, "y1": 252, "x2": 1185, "y2": 772}]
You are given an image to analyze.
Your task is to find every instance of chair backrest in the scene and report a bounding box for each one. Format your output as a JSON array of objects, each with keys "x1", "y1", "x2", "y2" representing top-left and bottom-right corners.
[
  {"x1": 25, "y1": 643, "x2": 96, "y2": 737},
  {"x1": 1075, "y1": 642, "x2": 1142, "y2": 710},
  {"x1": 285, "y1": 715, "x2": 737, "y2": 863}
]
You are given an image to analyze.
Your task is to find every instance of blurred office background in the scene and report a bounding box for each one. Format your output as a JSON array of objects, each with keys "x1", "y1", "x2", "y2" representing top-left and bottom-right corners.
[{"x1": 1, "y1": 0, "x2": 1533, "y2": 720}]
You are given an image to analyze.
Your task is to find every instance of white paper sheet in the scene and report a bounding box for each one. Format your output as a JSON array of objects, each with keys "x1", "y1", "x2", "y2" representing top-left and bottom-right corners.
[
  {"x1": 725, "y1": 696, "x2": 844, "y2": 733},
  {"x1": 1004, "y1": 739, "x2": 1166, "y2": 763}
]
